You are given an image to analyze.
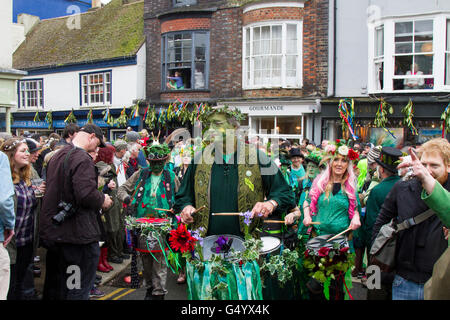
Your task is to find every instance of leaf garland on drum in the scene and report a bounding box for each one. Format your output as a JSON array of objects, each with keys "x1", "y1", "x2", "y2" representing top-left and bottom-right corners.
[
  {"x1": 303, "y1": 242, "x2": 354, "y2": 283},
  {"x1": 260, "y1": 248, "x2": 300, "y2": 287}
]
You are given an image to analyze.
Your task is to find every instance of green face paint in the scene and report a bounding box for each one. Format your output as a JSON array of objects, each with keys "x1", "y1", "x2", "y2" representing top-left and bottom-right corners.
[
  {"x1": 306, "y1": 162, "x2": 321, "y2": 180},
  {"x1": 150, "y1": 161, "x2": 165, "y2": 174}
]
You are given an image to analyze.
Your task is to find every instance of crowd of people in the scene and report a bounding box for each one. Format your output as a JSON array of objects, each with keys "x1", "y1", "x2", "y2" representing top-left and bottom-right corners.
[{"x1": 0, "y1": 109, "x2": 449, "y2": 301}]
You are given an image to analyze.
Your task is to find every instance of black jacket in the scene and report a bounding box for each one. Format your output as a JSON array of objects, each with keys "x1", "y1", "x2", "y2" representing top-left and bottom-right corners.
[
  {"x1": 39, "y1": 145, "x2": 105, "y2": 245},
  {"x1": 372, "y1": 178, "x2": 449, "y2": 284}
]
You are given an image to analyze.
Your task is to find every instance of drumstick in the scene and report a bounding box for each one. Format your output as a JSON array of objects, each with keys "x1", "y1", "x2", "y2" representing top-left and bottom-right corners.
[
  {"x1": 326, "y1": 227, "x2": 352, "y2": 242},
  {"x1": 193, "y1": 205, "x2": 206, "y2": 214},
  {"x1": 155, "y1": 208, "x2": 174, "y2": 212},
  {"x1": 264, "y1": 220, "x2": 285, "y2": 224},
  {"x1": 211, "y1": 212, "x2": 241, "y2": 216},
  {"x1": 310, "y1": 222, "x2": 321, "y2": 225}
]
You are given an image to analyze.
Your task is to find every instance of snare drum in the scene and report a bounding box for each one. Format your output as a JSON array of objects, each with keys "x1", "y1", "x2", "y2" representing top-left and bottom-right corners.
[
  {"x1": 134, "y1": 217, "x2": 170, "y2": 253},
  {"x1": 305, "y1": 234, "x2": 349, "y2": 254},
  {"x1": 201, "y1": 234, "x2": 245, "y2": 261},
  {"x1": 259, "y1": 236, "x2": 282, "y2": 259}
]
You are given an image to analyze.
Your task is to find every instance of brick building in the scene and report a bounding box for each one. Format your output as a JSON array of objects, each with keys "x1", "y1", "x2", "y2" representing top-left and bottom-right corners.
[{"x1": 144, "y1": 0, "x2": 329, "y2": 144}]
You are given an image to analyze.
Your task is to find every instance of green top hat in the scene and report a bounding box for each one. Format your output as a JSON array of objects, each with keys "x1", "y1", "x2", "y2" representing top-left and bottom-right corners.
[{"x1": 143, "y1": 143, "x2": 171, "y2": 161}]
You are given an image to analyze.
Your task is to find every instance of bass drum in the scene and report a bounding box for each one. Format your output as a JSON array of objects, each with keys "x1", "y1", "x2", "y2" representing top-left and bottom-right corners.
[
  {"x1": 201, "y1": 234, "x2": 245, "y2": 261},
  {"x1": 305, "y1": 234, "x2": 349, "y2": 254}
]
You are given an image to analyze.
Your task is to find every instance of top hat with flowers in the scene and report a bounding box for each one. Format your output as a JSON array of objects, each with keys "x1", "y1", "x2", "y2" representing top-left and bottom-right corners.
[
  {"x1": 323, "y1": 139, "x2": 360, "y2": 163},
  {"x1": 305, "y1": 150, "x2": 326, "y2": 168}
]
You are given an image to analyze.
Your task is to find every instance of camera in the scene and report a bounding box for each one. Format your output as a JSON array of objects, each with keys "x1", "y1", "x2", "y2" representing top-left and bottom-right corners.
[{"x1": 52, "y1": 201, "x2": 76, "y2": 225}]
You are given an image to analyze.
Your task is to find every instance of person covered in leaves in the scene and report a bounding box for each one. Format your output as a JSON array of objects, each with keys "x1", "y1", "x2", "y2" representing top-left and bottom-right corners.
[
  {"x1": 117, "y1": 143, "x2": 180, "y2": 300},
  {"x1": 175, "y1": 106, "x2": 295, "y2": 239}
]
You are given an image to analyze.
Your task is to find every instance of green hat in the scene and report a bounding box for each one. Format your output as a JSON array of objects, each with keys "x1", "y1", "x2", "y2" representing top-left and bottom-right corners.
[
  {"x1": 143, "y1": 143, "x2": 171, "y2": 161},
  {"x1": 305, "y1": 150, "x2": 324, "y2": 167},
  {"x1": 205, "y1": 105, "x2": 247, "y2": 122}
]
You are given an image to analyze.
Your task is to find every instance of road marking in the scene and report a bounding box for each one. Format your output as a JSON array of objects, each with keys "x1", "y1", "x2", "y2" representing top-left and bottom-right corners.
[
  {"x1": 112, "y1": 288, "x2": 136, "y2": 300},
  {"x1": 98, "y1": 288, "x2": 125, "y2": 300}
]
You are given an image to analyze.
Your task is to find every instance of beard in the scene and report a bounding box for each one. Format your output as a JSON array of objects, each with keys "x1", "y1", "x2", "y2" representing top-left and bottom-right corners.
[{"x1": 435, "y1": 170, "x2": 449, "y2": 185}]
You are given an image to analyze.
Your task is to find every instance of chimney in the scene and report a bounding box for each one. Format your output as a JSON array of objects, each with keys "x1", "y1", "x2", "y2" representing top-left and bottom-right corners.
[
  {"x1": 17, "y1": 14, "x2": 40, "y2": 35},
  {"x1": 92, "y1": 0, "x2": 102, "y2": 8}
]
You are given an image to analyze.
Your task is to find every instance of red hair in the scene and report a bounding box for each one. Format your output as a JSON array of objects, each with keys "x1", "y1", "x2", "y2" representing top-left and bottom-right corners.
[{"x1": 96, "y1": 145, "x2": 115, "y2": 164}]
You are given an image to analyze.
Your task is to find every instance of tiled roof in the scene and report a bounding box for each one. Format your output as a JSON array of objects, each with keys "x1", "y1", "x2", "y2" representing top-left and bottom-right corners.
[{"x1": 13, "y1": 0, "x2": 144, "y2": 70}]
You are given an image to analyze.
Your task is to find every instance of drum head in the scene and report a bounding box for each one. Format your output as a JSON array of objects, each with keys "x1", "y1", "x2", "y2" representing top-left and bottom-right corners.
[
  {"x1": 260, "y1": 236, "x2": 281, "y2": 255},
  {"x1": 202, "y1": 234, "x2": 245, "y2": 261},
  {"x1": 306, "y1": 234, "x2": 348, "y2": 252}
]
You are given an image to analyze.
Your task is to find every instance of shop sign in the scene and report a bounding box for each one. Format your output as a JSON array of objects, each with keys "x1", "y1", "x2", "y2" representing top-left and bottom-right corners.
[{"x1": 248, "y1": 106, "x2": 284, "y2": 112}]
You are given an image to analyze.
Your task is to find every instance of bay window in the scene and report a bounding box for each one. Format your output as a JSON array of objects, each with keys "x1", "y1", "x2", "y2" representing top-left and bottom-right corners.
[{"x1": 243, "y1": 21, "x2": 302, "y2": 89}]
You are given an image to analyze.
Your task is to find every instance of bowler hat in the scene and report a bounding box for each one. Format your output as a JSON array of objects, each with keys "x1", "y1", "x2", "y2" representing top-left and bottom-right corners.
[
  {"x1": 375, "y1": 146, "x2": 403, "y2": 173},
  {"x1": 288, "y1": 148, "x2": 304, "y2": 159}
]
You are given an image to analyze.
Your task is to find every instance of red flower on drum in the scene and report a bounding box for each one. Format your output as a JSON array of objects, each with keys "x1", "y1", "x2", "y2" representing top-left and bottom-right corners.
[
  {"x1": 339, "y1": 247, "x2": 349, "y2": 254},
  {"x1": 318, "y1": 247, "x2": 330, "y2": 257},
  {"x1": 169, "y1": 224, "x2": 197, "y2": 253},
  {"x1": 161, "y1": 194, "x2": 166, "y2": 199}
]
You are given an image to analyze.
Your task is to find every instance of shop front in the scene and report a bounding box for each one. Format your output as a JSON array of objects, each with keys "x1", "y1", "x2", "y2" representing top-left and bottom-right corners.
[
  {"x1": 219, "y1": 100, "x2": 321, "y2": 145},
  {"x1": 11, "y1": 108, "x2": 141, "y2": 141},
  {"x1": 320, "y1": 96, "x2": 449, "y2": 147}
]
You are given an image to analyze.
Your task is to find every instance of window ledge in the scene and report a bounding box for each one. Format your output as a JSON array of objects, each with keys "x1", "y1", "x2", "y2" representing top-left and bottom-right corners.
[
  {"x1": 368, "y1": 89, "x2": 450, "y2": 94},
  {"x1": 161, "y1": 89, "x2": 210, "y2": 93}
]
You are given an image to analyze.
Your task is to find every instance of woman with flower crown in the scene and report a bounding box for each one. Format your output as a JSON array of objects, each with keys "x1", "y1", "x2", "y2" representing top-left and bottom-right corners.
[{"x1": 302, "y1": 139, "x2": 362, "y2": 300}]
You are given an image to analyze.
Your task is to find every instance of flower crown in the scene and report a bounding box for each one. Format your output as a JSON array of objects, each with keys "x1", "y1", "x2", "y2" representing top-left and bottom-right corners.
[
  {"x1": 324, "y1": 139, "x2": 359, "y2": 162},
  {"x1": 1, "y1": 139, "x2": 26, "y2": 152},
  {"x1": 205, "y1": 105, "x2": 247, "y2": 122}
]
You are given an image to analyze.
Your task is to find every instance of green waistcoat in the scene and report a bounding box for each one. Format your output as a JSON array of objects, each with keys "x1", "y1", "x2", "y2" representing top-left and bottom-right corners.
[{"x1": 193, "y1": 144, "x2": 264, "y2": 238}]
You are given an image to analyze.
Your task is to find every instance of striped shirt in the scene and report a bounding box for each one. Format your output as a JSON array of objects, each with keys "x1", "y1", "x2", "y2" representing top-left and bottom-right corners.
[{"x1": 14, "y1": 180, "x2": 36, "y2": 247}]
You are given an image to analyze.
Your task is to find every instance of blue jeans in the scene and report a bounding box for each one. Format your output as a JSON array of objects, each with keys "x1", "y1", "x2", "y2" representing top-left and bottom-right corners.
[{"x1": 392, "y1": 275, "x2": 424, "y2": 300}]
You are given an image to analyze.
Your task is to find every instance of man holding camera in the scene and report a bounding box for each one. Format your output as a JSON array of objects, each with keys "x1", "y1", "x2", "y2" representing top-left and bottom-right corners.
[{"x1": 39, "y1": 124, "x2": 113, "y2": 300}]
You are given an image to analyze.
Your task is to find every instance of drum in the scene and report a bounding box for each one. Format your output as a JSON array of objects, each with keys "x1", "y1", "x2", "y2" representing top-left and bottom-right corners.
[
  {"x1": 134, "y1": 217, "x2": 170, "y2": 253},
  {"x1": 201, "y1": 234, "x2": 245, "y2": 261},
  {"x1": 259, "y1": 236, "x2": 282, "y2": 259},
  {"x1": 305, "y1": 234, "x2": 349, "y2": 254}
]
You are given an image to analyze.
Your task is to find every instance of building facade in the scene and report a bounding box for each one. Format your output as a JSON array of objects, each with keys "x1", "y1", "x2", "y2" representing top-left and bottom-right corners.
[
  {"x1": 144, "y1": 0, "x2": 329, "y2": 144},
  {"x1": 321, "y1": 0, "x2": 450, "y2": 146},
  {"x1": 11, "y1": 0, "x2": 145, "y2": 140}
]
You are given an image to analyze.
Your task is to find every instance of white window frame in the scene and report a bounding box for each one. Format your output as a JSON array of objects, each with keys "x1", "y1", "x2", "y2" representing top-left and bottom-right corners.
[
  {"x1": 80, "y1": 70, "x2": 112, "y2": 107},
  {"x1": 243, "y1": 21, "x2": 303, "y2": 89},
  {"x1": 19, "y1": 79, "x2": 43, "y2": 109},
  {"x1": 368, "y1": 13, "x2": 450, "y2": 93},
  {"x1": 445, "y1": 18, "x2": 450, "y2": 88}
]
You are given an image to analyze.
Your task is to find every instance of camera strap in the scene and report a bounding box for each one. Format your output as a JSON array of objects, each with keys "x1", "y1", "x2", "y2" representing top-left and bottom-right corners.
[{"x1": 58, "y1": 146, "x2": 77, "y2": 205}]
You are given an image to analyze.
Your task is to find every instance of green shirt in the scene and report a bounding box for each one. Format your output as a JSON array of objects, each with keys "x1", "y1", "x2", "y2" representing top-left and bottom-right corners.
[
  {"x1": 421, "y1": 182, "x2": 450, "y2": 227},
  {"x1": 174, "y1": 151, "x2": 295, "y2": 236},
  {"x1": 364, "y1": 175, "x2": 400, "y2": 232},
  {"x1": 307, "y1": 186, "x2": 362, "y2": 235}
]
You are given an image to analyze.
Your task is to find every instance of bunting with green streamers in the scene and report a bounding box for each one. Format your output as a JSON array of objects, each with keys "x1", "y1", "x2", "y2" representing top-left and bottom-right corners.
[
  {"x1": 374, "y1": 98, "x2": 396, "y2": 139},
  {"x1": 142, "y1": 101, "x2": 213, "y2": 130},
  {"x1": 33, "y1": 111, "x2": 40, "y2": 122},
  {"x1": 102, "y1": 108, "x2": 115, "y2": 126},
  {"x1": 186, "y1": 259, "x2": 263, "y2": 300},
  {"x1": 114, "y1": 106, "x2": 128, "y2": 128},
  {"x1": 64, "y1": 109, "x2": 77, "y2": 124},
  {"x1": 401, "y1": 99, "x2": 418, "y2": 135},
  {"x1": 45, "y1": 111, "x2": 53, "y2": 129},
  {"x1": 441, "y1": 102, "x2": 450, "y2": 137},
  {"x1": 87, "y1": 108, "x2": 93, "y2": 124},
  {"x1": 338, "y1": 99, "x2": 358, "y2": 141}
]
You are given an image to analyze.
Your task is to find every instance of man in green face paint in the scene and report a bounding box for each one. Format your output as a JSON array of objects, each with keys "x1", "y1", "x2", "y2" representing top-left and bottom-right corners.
[
  {"x1": 117, "y1": 142, "x2": 180, "y2": 300},
  {"x1": 174, "y1": 106, "x2": 295, "y2": 238}
]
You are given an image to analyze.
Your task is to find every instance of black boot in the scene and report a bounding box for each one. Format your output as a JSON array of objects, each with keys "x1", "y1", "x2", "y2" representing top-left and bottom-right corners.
[{"x1": 144, "y1": 288, "x2": 153, "y2": 300}]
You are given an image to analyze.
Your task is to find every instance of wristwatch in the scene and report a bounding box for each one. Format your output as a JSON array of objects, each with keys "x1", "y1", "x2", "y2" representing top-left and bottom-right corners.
[{"x1": 266, "y1": 199, "x2": 278, "y2": 211}]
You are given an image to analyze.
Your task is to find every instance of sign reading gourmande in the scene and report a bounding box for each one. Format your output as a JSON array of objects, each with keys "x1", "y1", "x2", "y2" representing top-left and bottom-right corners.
[{"x1": 248, "y1": 105, "x2": 284, "y2": 111}]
